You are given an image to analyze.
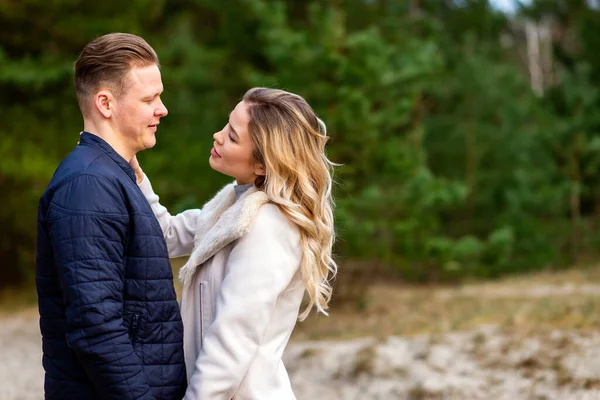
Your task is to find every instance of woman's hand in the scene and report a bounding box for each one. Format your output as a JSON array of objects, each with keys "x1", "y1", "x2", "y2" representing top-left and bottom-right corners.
[{"x1": 130, "y1": 155, "x2": 144, "y2": 184}]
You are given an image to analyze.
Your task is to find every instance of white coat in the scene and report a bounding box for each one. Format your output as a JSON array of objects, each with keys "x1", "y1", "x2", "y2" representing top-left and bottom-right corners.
[{"x1": 139, "y1": 175, "x2": 303, "y2": 400}]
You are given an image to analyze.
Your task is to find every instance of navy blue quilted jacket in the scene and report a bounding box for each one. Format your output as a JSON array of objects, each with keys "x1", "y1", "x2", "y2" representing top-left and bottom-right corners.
[{"x1": 36, "y1": 132, "x2": 186, "y2": 400}]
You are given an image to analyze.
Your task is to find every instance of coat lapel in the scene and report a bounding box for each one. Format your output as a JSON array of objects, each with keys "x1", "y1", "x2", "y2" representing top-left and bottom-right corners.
[{"x1": 179, "y1": 183, "x2": 270, "y2": 286}]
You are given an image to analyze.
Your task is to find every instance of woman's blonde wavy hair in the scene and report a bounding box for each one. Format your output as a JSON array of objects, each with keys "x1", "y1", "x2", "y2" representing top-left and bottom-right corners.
[{"x1": 243, "y1": 87, "x2": 337, "y2": 320}]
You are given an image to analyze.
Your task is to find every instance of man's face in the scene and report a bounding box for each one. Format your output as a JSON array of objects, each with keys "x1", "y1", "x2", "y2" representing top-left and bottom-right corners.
[{"x1": 111, "y1": 64, "x2": 167, "y2": 154}]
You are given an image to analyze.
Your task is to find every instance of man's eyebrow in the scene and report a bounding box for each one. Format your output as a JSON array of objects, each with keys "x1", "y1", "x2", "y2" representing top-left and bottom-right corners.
[{"x1": 143, "y1": 91, "x2": 161, "y2": 100}]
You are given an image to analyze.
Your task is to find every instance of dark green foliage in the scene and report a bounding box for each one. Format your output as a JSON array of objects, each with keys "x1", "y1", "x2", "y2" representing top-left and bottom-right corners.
[{"x1": 3, "y1": 0, "x2": 600, "y2": 287}]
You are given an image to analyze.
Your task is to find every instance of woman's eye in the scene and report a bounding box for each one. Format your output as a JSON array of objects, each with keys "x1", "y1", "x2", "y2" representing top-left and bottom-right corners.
[{"x1": 229, "y1": 135, "x2": 236, "y2": 143}]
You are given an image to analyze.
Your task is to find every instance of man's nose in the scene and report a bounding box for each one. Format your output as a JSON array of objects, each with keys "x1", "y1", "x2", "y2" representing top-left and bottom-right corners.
[{"x1": 156, "y1": 98, "x2": 168, "y2": 117}]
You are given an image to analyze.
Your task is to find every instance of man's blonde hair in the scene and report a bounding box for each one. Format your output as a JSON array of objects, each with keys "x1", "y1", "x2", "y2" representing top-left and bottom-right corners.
[{"x1": 74, "y1": 33, "x2": 159, "y2": 116}]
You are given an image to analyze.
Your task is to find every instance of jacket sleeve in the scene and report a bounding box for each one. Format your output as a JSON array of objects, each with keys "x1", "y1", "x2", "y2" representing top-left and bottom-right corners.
[
  {"x1": 183, "y1": 205, "x2": 302, "y2": 400},
  {"x1": 138, "y1": 173, "x2": 200, "y2": 258},
  {"x1": 48, "y1": 174, "x2": 154, "y2": 400}
]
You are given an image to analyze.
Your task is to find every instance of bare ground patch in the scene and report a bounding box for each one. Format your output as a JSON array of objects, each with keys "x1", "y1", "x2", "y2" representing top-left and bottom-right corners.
[{"x1": 4, "y1": 264, "x2": 600, "y2": 399}]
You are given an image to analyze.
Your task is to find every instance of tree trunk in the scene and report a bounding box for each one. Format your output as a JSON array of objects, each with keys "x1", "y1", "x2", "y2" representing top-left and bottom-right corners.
[{"x1": 570, "y1": 180, "x2": 581, "y2": 264}]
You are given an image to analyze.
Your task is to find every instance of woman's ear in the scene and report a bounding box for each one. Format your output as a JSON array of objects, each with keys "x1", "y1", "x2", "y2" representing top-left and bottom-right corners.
[{"x1": 254, "y1": 163, "x2": 266, "y2": 177}]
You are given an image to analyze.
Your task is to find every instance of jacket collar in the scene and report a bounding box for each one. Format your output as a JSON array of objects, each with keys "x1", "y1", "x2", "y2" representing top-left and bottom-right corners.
[
  {"x1": 79, "y1": 131, "x2": 136, "y2": 183},
  {"x1": 179, "y1": 182, "x2": 270, "y2": 286}
]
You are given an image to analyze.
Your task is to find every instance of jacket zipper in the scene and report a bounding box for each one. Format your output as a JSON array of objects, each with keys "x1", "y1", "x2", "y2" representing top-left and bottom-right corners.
[
  {"x1": 199, "y1": 283, "x2": 204, "y2": 343},
  {"x1": 131, "y1": 313, "x2": 140, "y2": 344}
]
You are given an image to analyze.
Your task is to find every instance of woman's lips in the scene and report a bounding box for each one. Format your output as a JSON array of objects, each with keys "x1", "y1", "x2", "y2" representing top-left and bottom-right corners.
[{"x1": 211, "y1": 147, "x2": 221, "y2": 158}]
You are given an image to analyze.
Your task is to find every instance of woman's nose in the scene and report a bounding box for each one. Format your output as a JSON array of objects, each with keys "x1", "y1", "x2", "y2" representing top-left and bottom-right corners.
[{"x1": 213, "y1": 129, "x2": 223, "y2": 144}]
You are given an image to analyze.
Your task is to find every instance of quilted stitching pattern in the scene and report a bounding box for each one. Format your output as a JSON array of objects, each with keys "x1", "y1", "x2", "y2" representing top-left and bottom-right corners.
[{"x1": 36, "y1": 133, "x2": 186, "y2": 400}]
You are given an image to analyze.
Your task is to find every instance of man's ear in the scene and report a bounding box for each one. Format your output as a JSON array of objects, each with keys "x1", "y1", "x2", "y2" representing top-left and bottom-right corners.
[{"x1": 95, "y1": 90, "x2": 113, "y2": 118}]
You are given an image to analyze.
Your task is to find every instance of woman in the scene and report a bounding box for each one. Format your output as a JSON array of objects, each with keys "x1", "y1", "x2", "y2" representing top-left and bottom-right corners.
[{"x1": 131, "y1": 87, "x2": 337, "y2": 399}]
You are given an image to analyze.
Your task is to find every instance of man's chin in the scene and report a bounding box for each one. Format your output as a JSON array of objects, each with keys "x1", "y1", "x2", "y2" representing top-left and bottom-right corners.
[{"x1": 141, "y1": 135, "x2": 157, "y2": 150}]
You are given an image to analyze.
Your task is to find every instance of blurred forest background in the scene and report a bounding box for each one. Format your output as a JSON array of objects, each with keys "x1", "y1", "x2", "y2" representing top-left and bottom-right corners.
[{"x1": 3, "y1": 0, "x2": 600, "y2": 296}]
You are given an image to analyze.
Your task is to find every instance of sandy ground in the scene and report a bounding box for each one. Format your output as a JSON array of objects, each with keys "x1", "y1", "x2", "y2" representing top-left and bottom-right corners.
[
  {"x1": 0, "y1": 311, "x2": 45, "y2": 400},
  {"x1": 285, "y1": 326, "x2": 600, "y2": 400},
  {"x1": 3, "y1": 295, "x2": 600, "y2": 400}
]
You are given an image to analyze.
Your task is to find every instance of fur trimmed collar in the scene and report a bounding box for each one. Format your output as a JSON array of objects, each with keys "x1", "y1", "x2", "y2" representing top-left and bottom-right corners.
[{"x1": 178, "y1": 182, "x2": 269, "y2": 286}]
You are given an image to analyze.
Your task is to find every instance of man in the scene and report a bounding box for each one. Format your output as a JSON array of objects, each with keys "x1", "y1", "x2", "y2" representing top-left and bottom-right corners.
[{"x1": 36, "y1": 33, "x2": 186, "y2": 399}]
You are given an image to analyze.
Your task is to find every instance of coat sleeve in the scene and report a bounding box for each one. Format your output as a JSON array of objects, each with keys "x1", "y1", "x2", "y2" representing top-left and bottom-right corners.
[
  {"x1": 183, "y1": 205, "x2": 302, "y2": 400},
  {"x1": 48, "y1": 174, "x2": 154, "y2": 400},
  {"x1": 138, "y1": 173, "x2": 201, "y2": 258}
]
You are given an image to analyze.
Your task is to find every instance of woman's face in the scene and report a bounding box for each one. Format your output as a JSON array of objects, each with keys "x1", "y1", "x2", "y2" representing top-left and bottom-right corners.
[{"x1": 209, "y1": 100, "x2": 264, "y2": 184}]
